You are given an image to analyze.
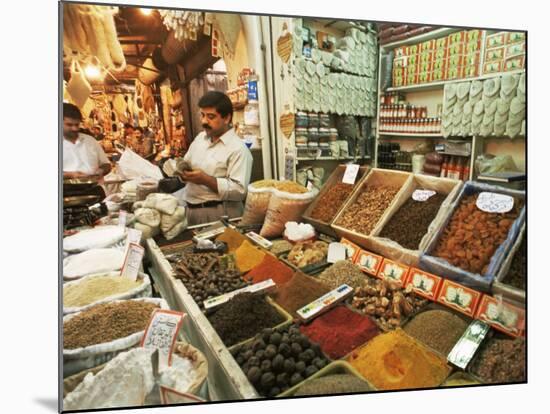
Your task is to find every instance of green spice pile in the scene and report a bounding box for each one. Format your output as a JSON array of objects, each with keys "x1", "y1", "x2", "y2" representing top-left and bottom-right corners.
[
  {"x1": 294, "y1": 373, "x2": 372, "y2": 396},
  {"x1": 404, "y1": 309, "x2": 469, "y2": 356},
  {"x1": 63, "y1": 301, "x2": 159, "y2": 349},
  {"x1": 271, "y1": 272, "x2": 331, "y2": 318},
  {"x1": 208, "y1": 293, "x2": 285, "y2": 347},
  {"x1": 317, "y1": 260, "x2": 366, "y2": 291},
  {"x1": 379, "y1": 193, "x2": 447, "y2": 250}
]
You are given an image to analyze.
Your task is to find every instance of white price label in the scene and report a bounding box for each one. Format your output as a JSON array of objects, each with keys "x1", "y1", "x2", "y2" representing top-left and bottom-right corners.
[
  {"x1": 342, "y1": 164, "x2": 360, "y2": 185},
  {"x1": 141, "y1": 310, "x2": 186, "y2": 371},
  {"x1": 246, "y1": 232, "x2": 273, "y2": 249},
  {"x1": 327, "y1": 242, "x2": 347, "y2": 263},
  {"x1": 203, "y1": 279, "x2": 276, "y2": 310},
  {"x1": 121, "y1": 243, "x2": 145, "y2": 281},
  {"x1": 126, "y1": 228, "x2": 142, "y2": 247},
  {"x1": 476, "y1": 192, "x2": 514, "y2": 213},
  {"x1": 118, "y1": 210, "x2": 127, "y2": 227},
  {"x1": 297, "y1": 284, "x2": 354, "y2": 321},
  {"x1": 412, "y1": 189, "x2": 437, "y2": 202}
]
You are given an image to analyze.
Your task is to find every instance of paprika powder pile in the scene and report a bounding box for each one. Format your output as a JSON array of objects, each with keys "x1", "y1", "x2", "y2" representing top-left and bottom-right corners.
[
  {"x1": 300, "y1": 306, "x2": 380, "y2": 359},
  {"x1": 245, "y1": 254, "x2": 295, "y2": 286}
]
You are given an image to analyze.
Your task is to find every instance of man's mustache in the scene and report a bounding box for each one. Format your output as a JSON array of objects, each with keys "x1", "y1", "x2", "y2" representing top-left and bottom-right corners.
[{"x1": 202, "y1": 124, "x2": 211, "y2": 129}]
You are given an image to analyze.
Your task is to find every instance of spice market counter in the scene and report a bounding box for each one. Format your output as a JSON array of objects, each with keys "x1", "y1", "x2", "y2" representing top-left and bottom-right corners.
[{"x1": 145, "y1": 237, "x2": 260, "y2": 401}]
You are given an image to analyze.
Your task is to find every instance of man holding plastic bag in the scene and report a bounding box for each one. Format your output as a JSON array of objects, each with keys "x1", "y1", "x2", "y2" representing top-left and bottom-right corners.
[{"x1": 173, "y1": 91, "x2": 253, "y2": 225}]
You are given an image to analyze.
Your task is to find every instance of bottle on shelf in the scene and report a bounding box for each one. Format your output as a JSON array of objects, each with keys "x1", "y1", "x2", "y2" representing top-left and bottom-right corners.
[
  {"x1": 243, "y1": 71, "x2": 260, "y2": 148},
  {"x1": 462, "y1": 158, "x2": 471, "y2": 181},
  {"x1": 440, "y1": 155, "x2": 448, "y2": 178}
]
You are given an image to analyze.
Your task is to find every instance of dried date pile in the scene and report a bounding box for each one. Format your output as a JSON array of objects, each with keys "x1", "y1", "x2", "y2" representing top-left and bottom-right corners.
[
  {"x1": 309, "y1": 183, "x2": 355, "y2": 223},
  {"x1": 352, "y1": 277, "x2": 428, "y2": 331},
  {"x1": 470, "y1": 338, "x2": 526, "y2": 383},
  {"x1": 335, "y1": 185, "x2": 400, "y2": 235},
  {"x1": 174, "y1": 252, "x2": 249, "y2": 309},
  {"x1": 380, "y1": 193, "x2": 447, "y2": 250},
  {"x1": 433, "y1": 194, "x2": 523, "y2": 274}
]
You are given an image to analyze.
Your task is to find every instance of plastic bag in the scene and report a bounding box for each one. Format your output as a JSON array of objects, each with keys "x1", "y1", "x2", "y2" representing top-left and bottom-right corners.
[
  {"x1": 240, "y1": 185, "x2": 274, "y2": 225},
  {"x1": 476, "y1": 154, "x2": 518, "y2": 175},
  {"x1": 260, "y1": 188, "x2": 318, "y2": 238},
  {"x1": 143, "y1": 193, "x2": 178, "y2": 215},
  {"x1": 63, "y1": 226, "x2": 127, "y2": 253},
  {"x1": 63, "y1": 248, "x2": 126, "y2": 281},
  {"x1": 118, "y1": 148, "x2": 163, "y2": 181}
]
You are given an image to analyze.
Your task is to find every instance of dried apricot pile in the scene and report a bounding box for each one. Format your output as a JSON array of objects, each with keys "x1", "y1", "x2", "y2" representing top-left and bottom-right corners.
[{"x1": 433, "y1": 194, "x2": 523, "y2": 274}]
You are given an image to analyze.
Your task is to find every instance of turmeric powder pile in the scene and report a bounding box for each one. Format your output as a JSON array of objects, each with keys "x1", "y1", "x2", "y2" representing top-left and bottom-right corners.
[
  {"x1": 347, "y1": 329, "x2": 451, "y2": 390},
  {"x1": 215, "y1": 228, "x2": 247, "y2": 253},
  {"x1": 235, "y1": 240, "x2": 266, "y2": 273}
]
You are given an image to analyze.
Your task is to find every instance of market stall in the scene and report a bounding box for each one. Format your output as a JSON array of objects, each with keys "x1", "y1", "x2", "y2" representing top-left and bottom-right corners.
[{"x1": 61, "y1": 4, "x2": 527, "y2": 411}]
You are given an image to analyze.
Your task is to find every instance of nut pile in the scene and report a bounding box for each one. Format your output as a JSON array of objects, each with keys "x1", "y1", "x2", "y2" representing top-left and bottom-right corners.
[
  {"x1": 470, "y1": 338, "x2": 526, "y2": 383},
  {"x1": 335, "y1": 185, "x2": 400, "y2": 235},
  {"x1": 433, "y1": 194, "x2": 523, "y2": 274},
  {"x1": 174, "y1": 252, "x2": 249, "y2": 309},
  {"x1": 63, "y1": 301, "x2": 159, "y2": 349},
  {"x1": 231, "y1": 324, "x2": 329, "y2": 397},
  {"x1": 379, "y1": 193, "x2": 447, "y2": 250},
  {"x1": 309, "y1": 183, "x2": 355, "y2": 223},
  {"x1": 352, "y1": 278, "x2": 428, "y2": 330},
  {"x1": 287, "y1": 241, "x2": 328, "y2": 268}
]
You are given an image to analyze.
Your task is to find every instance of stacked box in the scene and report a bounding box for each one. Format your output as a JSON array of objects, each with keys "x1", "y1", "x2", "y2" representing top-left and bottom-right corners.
[{"x1": 483, "y1": 31, "x2": 525, "y2": 74}]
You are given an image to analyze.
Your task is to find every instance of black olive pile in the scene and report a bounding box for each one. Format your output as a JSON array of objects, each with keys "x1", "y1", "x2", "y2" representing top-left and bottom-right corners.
[
  {"x1": 174, "y1": 252, "x2": 249, "y2": 309},
  {"x1": 231, "y1": 324, "x2": 329, "y2": 397}
]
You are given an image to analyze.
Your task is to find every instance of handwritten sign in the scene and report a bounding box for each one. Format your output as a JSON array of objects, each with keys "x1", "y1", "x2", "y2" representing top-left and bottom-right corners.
[
  {"x1": 297, "y1": 284, "x2": 354, "y2": 322},
  {"x1": 141, "y1": 309, "x2": 186, "y2": 371},
  {"x1": 342, "y1": 164, "x2": 360, "y2": 185},
  {"x1": 327, "y1": 242, "x2": 347, "y2": 263},
  {"x1": 412, "y1": 189, "x2": 437, "y2": 202},
  {"x1": 476, "y1": 192, "x2": 514, "y2": 213},
  {"x1": 121, "y1": 243, "x2": 144, "y2": 281}
]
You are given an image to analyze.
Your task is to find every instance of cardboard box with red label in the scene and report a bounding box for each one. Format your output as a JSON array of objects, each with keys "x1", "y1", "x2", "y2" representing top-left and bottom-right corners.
[
  {"x1": 436, "y1": 279, "x2": 483, "y2": 318},
  {"x1": 485, "y1": 46, "x2": 505, "y2": 63},
  {"x1": 505, "y1": 42, "x2": 526, "y2": 58},
  {"x1": 504, "y1": 55, "x2": 525, "y2": 71},
  {"x1": 483, "y1": 60, "x2": 504, "y2": 74},
  {"x1": 467, "y1": 29, "x2": 484, "y2": 42},
  {"x1": 475, "y1": 295, "x2": 525, "y2": 338},
  {"x1": 377, "y1": 258, "x2": 410, "y2": 287},
  {"x1": 506, "y1": 31, "x2": 526, "y2": 45},
  {"x1": 354, "y1": 250, "x2": 384, "y2": 277},
  {"x1": 406, "y1": 268, "x2": 444, "y2": 301},
  {"x1": 486, "y1": 32, "x2": 507, "y2": 49}
]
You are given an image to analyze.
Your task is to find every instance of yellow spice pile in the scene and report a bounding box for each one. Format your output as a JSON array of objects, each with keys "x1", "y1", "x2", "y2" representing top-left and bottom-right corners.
[{"x1": 64, "y1": 275, "x2": 142, "y2": 308}]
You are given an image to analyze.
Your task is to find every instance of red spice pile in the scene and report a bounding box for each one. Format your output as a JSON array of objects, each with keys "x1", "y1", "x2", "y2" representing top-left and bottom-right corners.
[
  {"x1": 300, "y1": 305, "x2": 380, "y2": 359},
  {"x1": 245, "y1": 254, "x2": 295, "y2": 286}
]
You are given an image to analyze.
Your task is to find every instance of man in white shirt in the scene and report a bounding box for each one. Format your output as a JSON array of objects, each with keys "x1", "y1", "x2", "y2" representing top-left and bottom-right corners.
[
  {"x1": 176, "y1": 91, "x2": 253, "y2": 225},
  {"x1": 63, "y1": 103, "x2": 111, "y2": 179}
]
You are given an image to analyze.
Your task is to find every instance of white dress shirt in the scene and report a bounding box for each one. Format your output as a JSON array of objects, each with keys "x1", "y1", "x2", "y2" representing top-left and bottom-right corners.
[
  {"x1": 180, "y1": 128, "x2": 253, "y2": 204},
  {"x1": 63, "y1": 133, "x2": 110, "y2": 175}
]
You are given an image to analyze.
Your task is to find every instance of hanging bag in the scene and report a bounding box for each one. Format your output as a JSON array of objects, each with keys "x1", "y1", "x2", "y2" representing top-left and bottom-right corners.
[{"x1": 67, "y1": 59, "x2": 92, "y2": 109}]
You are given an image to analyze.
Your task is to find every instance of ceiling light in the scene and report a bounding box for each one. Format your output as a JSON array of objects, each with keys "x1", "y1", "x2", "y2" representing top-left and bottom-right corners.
[
  {"x1": 140, "y1": 8, "x2": 153, "y2": 15},
  {"x1": 84, "y1": 64, "x2": 102, "y2": 80}
]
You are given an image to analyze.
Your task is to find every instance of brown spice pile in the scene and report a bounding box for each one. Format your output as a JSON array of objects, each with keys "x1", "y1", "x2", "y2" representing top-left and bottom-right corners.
[
  {"x1": 63, "y1": 301, "x2": 159, "y2": 349},
  {"x1": 271, "y1": 272, "x2": 331, "y2": 318},
  {"x1": 309, "y1": 183, "x2": 354, "y2": 223},
  {"x1": 470, "y1": 338, "x2": 526, "y2": 383}
]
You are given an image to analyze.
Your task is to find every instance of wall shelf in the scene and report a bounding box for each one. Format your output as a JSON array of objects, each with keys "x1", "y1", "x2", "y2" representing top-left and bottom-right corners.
[{"x1": 379, "y1": 132, "x2": 443, "y2": 138}]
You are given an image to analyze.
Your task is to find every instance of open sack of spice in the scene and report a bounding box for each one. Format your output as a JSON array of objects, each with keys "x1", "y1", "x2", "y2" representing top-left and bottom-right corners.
[
  {"x1": 63, "y1": 298, "x2": 169, "y2": 377},
  {"x1": 240, "y1": 180, "x2": 310, "y2": 226},
  {"x1": 63, "y1": 343, "x2": 208, "y2": 410},
  {"x1": 63, "y1": 248, "x2": 126, "y2": 281},
  {"x1": 367, "y1": 175, "x2": 463, "y2": 267},
  {"x1": 63, "y1": 272, "x2": 152, "y2": 314},
  {"x1": 63, "y1": 225, "x2": 127, "y2": 253},
  {"x1": 132, "y1": 193, "x2": 187, "y2": 241}
]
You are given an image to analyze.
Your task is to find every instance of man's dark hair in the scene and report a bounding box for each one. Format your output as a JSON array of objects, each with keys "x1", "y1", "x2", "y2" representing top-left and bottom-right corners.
[
  {"x1": 135, "y1": 127, "x2": 144, "y2": 133},
  {"x1": 124, "y1": 123, "x2": 135, "y2": 130},
  {"x1": 198, "y1": 91, "x2": 233, "y2": 121},
  {"x1": 63, "y1": 103, "x2": 82, "y2": 121}
]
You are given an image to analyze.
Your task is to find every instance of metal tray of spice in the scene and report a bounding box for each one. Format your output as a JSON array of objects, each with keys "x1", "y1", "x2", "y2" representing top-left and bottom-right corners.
[
  {"x1": 278, "y1": 360, "x2": 376, "y2": 397},
  {"x1": 279, "y1": 253, "x2": 331, "y2": 275},
  {"x1": 401, "y1": 303, "x2": 473, "y2": 360}
]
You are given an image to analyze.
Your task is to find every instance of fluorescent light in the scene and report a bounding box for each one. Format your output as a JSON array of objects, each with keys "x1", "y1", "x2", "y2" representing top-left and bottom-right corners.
[
  {"x1": 84, "y1": 64, "x2": 102, "y2": 80},
  {"x1": 140, "y1": 8, "x2": 153, "y2": 15}
]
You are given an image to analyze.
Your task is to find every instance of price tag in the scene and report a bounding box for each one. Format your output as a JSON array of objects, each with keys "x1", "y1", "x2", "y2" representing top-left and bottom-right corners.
[
  {"x1": 159, "y1": 386, "x2": 205, "y2": 405},
  {"x1": 118, "y1": 210, "x2": 127, "y2": 227},
  {"x1": 297, "y1": 284, "x2": 354, "y2": 322},
  {"x1": 141, "y1": 309, "x2": 186, "y2": 371},
  {"x1": 121, "y1": 243, "x2": 145, "y2": 281},
  {"x1": 126, "y1": 228, "x2": 142, "y2": 247},
  {"x1": 342, "y1": 164, "x2": 360, "y2": 185},
  {"x1": 246, "y1": 232, "x2": 273, "y2": 249},
  {"x1": 327, "y1": 242, "x2": 347, "y2": 263},
  {"x1": 412, "y1": 189, "x2": 436, "y2": 202},
  {"x1": 203, "y1": 279, "x2": 276, "y2": 310},
  {"x1": 476, "y1": 192, "x2": 514, "y2": 213}
]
